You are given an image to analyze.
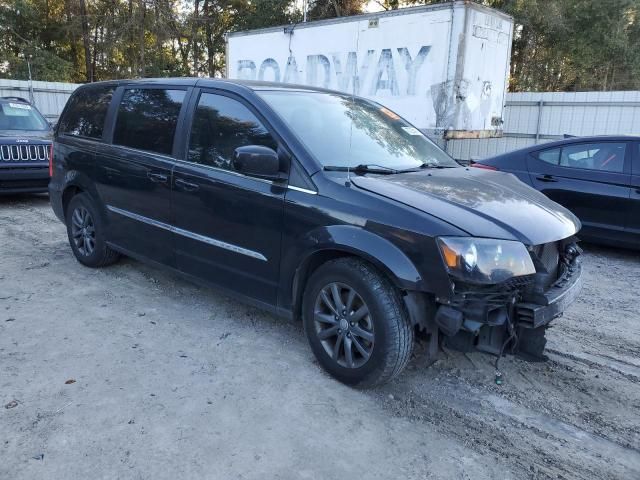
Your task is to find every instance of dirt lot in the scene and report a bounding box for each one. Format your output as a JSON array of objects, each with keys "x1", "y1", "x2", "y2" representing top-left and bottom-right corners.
[{"x1": 1, "y1": 194, "x2": 639, "y2": 480}]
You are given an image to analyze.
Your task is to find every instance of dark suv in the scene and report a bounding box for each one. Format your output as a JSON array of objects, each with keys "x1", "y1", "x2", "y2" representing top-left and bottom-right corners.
[
  {"x1": 49, "y1": 79, "x2": 583, "y2": 387},
  {"x1": 0, "y1": 97, "x2": 52, "y2": 194}
]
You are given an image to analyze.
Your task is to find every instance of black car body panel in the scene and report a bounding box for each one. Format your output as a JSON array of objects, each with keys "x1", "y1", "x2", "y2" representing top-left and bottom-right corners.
[
  {"x1": 350, "y1": 168, "x2": 580, "y2": 246},
  {"x1": 475, "y1": 136, "x2": 640, "y2": 248},
  {"x1": 0, "y1": 98, "x2": 52, "y2": 194},
  {"x1": 49, "y1": 78, "x2": 583, "y2": 363}
]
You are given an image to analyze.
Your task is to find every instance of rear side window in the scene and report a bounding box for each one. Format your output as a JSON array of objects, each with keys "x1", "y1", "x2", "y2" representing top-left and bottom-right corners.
[
  {"x1": 560, "y1": 142, "x2": 626, "y2": 173},
  {"x1": 59, "y1": 86, "x2": 114, "y2": 139},
  {"x1": 187, "y1": 93, "x2": 277, "y2": 171},
  {"x1": 113, "y1": 89, "x2": 186, "y2": 156},
  {"x1": 537, "y1": 148, "x2": 560, "y2": 165}
]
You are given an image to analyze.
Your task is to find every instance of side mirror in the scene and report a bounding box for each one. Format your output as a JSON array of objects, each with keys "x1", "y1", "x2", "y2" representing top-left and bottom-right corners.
[{"x1": 233, "y1": 145, "x2": 284, "y2": 181}]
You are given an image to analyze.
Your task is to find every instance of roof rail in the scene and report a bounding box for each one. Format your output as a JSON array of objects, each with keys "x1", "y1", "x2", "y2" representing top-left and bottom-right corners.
[{"x1": 1, "y1": 96, "x2": 31, "y2": 104}]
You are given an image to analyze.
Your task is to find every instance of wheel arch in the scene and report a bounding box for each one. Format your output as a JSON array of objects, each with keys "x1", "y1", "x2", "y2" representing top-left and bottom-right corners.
[
  {"x1": 287, "y1": 225, "x2": 428, "y2": 323},
  {"x1": 60, "y1": 171, "x2": 104, "y2": 220}
]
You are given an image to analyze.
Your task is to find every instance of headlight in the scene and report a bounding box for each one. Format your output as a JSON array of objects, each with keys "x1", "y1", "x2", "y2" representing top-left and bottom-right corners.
[{"x1": 437, "y1": 237, "x2": 535, "y2": 284}]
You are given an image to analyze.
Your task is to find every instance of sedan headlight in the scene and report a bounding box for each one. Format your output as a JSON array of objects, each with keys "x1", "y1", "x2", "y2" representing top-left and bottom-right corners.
[{"x1": 437, "y1": 237, "x2": 536, "y2": 284}]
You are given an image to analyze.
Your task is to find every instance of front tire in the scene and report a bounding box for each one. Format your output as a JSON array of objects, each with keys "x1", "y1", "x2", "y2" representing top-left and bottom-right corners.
[
  {"x1": 65, "y1": 193, "x2": 120, "y2": 268},
  {"x1": 302, "y1": 258, "x2": 414, "y2": 388}
]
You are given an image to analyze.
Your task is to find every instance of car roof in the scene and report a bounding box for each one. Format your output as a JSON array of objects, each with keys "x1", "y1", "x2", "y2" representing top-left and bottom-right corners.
[
  {"x1": 75, "y1": 77, "x2": 344, "y2": 95},
  {"x1": 482, "y1": 135, "x2": 640, "y2": 161}
]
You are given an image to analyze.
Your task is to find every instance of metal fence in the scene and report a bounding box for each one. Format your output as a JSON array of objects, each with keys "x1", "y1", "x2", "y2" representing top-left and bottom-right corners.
[
  {"x1": 0, "y1": 79, "x2": 79, "y2": 121},
  {"x1": 446, "y1": 90, "x2": 640, "y2": 161}
]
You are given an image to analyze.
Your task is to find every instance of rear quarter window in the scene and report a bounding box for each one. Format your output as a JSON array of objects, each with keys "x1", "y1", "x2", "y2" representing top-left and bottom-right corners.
[
  {"x1": 59, "y1": 86, "x2": 115, "y2": 139},
  {"x1": 536, "y1": 148, "x2": 561, "y2": 165}
]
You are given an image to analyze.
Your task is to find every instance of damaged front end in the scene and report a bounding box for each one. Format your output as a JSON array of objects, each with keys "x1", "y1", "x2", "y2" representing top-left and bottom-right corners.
[{"x1": 435, "y1": 237, "x2": 582, "y2": 360}]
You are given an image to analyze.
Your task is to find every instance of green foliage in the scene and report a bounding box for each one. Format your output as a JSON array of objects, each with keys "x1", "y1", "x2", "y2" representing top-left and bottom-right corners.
[{"x1": 0, "y1": 0, "x2": 638, "y2": 91}]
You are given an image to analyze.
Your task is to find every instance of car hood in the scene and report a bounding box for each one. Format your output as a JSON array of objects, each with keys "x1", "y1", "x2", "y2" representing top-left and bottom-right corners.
[
  {"x1": 351, "y1": 167, "x2": 580, "y2": 245},
  {"x1": 0, "y1": 129, "x2": 52, "y2": 141}
]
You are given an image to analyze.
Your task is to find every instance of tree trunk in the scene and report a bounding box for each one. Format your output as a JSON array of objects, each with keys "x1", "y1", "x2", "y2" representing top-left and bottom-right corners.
[
  {"x1": 91, "y1": 23, "x2": 100, "y2": 81},
  {"x1": 192, "y1": 0, "x2": 200, "y2": 75},
  {"x1": 79, "y1": 0, "x2": 92, "y2": 82},
  {"x1": 203, "y1": 0, "x2": 214, "y2": 76},
  {"x1": 331, "y1": 0, "x2": 341, "y2": 17},
  {"x1": 138, "y1": 0, "x2": 146, "y2": 77}
]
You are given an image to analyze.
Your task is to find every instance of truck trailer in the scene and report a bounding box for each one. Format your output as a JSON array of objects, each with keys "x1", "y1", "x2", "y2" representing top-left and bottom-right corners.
[{"x1": 226, "y1": 1, "x2": 514, "y2": 139}]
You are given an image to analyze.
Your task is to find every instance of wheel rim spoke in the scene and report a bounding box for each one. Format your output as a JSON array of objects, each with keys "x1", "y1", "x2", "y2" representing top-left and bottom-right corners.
[
  {"x1": 317, "y1": 325, "x2": 339, "y2": 340},
  {"x1": 320, "y1": 290, "x2": 339, "y2": 316},
  {"x1": 332, "y1": 332, "x2": 345, "y2": 360},
  {"x1": 330, "y1": 283, "x2": 345, "y2": 313},
  {"x1": 344, "y1": 336, "x2": 354, "y2": 368},
  {"x1": 315, "y1": 313, "x2": 338, "y2": 325},
  {"x1": 351, "y1": 325, "x2": 374, "y2": 343},
  {"x1": 352, "y1": 336, "x2": 371, "y2": 361},
  {"x1": 350, "y1": 304, "x2": 369, "y2": 323},
  {"x1": 72, "y1": 210, "x2": 83, "y2": 228},
  {"x1": 345, "y1": 289, "x2": 356, "y2": 314}
]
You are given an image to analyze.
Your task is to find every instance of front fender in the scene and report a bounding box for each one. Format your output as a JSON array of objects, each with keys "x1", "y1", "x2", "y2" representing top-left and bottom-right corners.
[
  {"x1": 280, "y1": 224, "x2": 431, "y2": 315},
  {"x1": 309, "y1": 225, "x2": 425, "y2": 289}
]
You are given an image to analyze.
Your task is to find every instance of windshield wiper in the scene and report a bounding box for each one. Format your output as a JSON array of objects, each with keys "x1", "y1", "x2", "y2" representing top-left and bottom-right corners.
[
  {"x1": 323, "y1": 164, "x2": 399, "y2": 174},
  {"x1": 396, "y1": 163, "x2": 457, "y2": 173}
]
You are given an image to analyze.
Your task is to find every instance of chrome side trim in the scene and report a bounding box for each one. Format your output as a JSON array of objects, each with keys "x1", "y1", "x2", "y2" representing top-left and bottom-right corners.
[
  {"x1": 106, "y1": 205, "x2": 268, "y2": 262},
  {"x1": 287, "y1": 185, "x2": 318, "y2": 195}
]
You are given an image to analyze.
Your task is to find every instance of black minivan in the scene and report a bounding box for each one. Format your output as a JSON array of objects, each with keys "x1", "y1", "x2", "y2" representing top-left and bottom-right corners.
[{"x1": 49, "y1": 79, "x2": 583, "y2": 387}]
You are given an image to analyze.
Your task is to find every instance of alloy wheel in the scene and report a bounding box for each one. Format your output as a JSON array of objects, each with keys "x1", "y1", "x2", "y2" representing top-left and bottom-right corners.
[
  {"x1": 70, "y1": 206, "x2": 96, "y2": 256},
  {"x1": 313, "y1": 282, "x2": 375, "y2": 368}
]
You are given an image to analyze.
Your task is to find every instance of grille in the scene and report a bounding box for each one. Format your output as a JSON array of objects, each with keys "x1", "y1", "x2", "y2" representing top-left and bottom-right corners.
[{"x1": 0, "y1": 143, "x2": 50, "y2": 162}]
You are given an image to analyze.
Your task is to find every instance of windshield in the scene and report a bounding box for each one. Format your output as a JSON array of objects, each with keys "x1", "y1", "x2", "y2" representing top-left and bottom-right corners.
[
  {"x1": 0, "y1": 102, "x2": 49, "y2": 131},
  {"x1": 258, "y1": 91, "x2": 458, "y2": 170}
]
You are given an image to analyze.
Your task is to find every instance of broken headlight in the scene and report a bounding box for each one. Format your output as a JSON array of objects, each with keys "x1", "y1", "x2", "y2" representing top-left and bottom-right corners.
[{"x1": 437, "y1": 237, "x2": 536, "y2": 285}]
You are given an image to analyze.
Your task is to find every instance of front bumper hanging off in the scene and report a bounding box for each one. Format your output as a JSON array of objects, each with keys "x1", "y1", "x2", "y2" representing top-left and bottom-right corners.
[
  {"x1": 434, "y1": 245, "x2": 583, "y2": 357},
  {"x1": 515, "y1": 260, "x2": 582, "y2": 329}
]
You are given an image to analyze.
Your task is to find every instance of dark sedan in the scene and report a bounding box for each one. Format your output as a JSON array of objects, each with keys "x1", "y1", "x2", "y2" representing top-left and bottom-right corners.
[
  {"x1": 472, "y1": 136, "x2": 640, "y2": 248},
  {"x1": 0, "y1": 96, "x2": 52, "y2": 194}
]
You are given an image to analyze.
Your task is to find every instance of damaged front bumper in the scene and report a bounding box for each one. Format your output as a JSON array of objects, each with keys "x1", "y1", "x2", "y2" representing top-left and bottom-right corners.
[
  {"x1": 435, "y1": 248, "x2": 583, "y2": 357},
  {"x1": 515, "y1": 260, "x2": 582, "y2": 329}
]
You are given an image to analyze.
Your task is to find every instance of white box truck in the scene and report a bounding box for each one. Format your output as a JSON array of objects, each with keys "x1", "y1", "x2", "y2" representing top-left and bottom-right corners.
[{"x1": 226, "y1": 1, "x2": 513, "y2": 139}]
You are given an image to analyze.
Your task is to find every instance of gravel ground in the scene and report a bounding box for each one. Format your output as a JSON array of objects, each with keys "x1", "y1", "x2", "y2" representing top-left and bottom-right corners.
[{"x1": 1, "y1": 194, "x2": 639, "y2": 480}]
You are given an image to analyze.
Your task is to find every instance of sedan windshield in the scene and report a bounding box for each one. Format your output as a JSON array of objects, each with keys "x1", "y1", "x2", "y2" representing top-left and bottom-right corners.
[
  {"x1": 0, "y1": 102, "x2": 49, "y2": 131},
  {"x1": 258, "y1": 90, "x2": 458, "y2": 170}
]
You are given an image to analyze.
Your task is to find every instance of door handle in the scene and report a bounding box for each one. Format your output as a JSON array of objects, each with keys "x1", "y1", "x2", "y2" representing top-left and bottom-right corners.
[
  {"x1": 536, "y1": 174, "x2": 557, "y2": 183},
  {"x1": 175, "y1": 178, "x2": 200, "y2": 192},
  {"x1": 148, "y1": 172, "x2": 168, "y2": 183}
]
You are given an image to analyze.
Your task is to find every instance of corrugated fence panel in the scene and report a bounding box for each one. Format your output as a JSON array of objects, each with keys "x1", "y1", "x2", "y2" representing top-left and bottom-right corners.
[
  {"x1": 448, "y1": 90, "x2": 640, "y2": 160},
  {"x1": 0, "y1": 79, "x2": 79, "y2": 120}
]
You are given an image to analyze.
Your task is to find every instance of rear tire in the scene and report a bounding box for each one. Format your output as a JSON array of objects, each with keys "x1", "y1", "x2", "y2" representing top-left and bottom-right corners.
[
  {"x1": 65, "y1": 193, "x2": 120, "y2": 268},
  {"x1": 302, "y1": 258, "x2": 414, "y2": 388}
]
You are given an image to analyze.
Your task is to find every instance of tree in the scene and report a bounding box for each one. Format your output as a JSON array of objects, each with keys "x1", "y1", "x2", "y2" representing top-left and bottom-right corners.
[{"x1": 0, "y1": 0, "x2": 637, "y2": 91}]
